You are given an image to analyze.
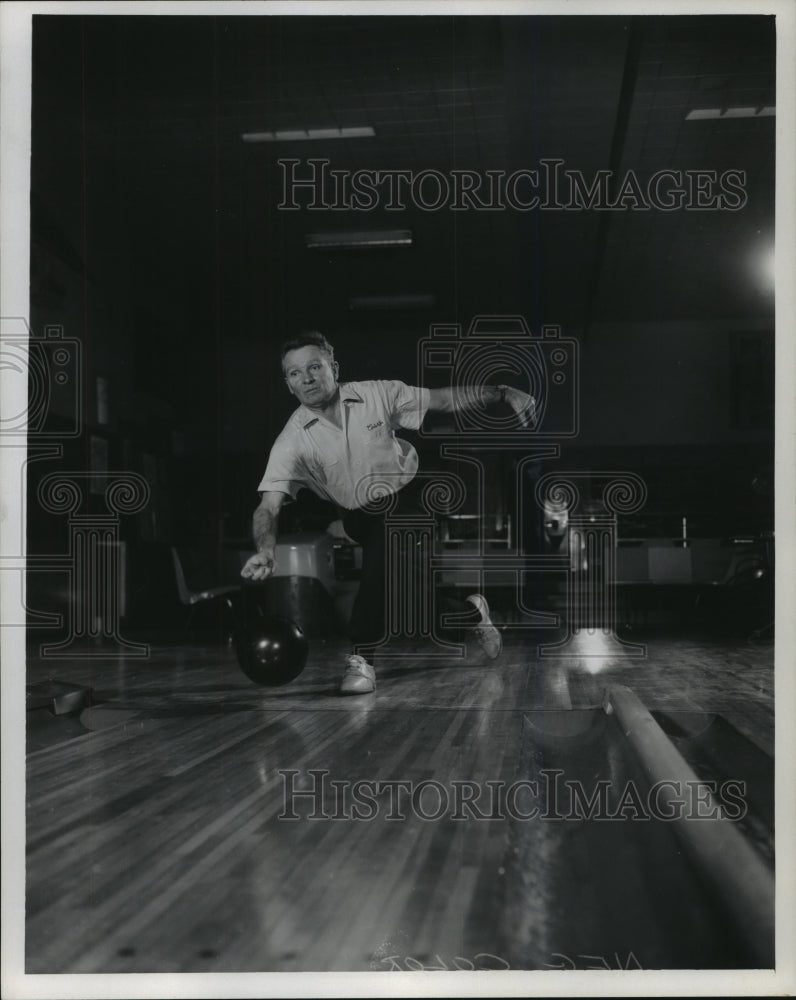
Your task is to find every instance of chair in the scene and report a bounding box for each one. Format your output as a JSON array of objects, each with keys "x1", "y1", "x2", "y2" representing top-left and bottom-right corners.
[{"x1": 170, "y1": 546, "x2": 239, "y2": 639}]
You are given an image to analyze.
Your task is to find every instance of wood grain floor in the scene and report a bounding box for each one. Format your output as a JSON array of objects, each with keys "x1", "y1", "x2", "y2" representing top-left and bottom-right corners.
[{"x1": 25, "y1": 624, "x2": 775, "y2": 973}]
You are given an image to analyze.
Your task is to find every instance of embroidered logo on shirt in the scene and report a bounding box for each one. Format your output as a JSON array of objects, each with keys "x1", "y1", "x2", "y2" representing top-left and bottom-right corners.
[{"x1": 367, "y1": 420, "x2": 384, "y2": 431}]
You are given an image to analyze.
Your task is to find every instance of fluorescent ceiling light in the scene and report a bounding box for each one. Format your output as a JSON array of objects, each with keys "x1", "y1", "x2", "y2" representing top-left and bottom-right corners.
[
  {"x1": 242, "y1": 126, "x2": 375, "y2": 143},
  {"x1": 685, "y1": 106, "x2": 775, "y2": 121},
  {"x1": 685, "y1": 108, "x2": 722, "y2": 120},
  {"x1": 305, "y1": 230, "x2": 412, "y2": 249}
]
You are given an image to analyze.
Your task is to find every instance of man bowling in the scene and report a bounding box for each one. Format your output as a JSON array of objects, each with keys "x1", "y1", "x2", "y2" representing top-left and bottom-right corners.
[{"x1": 241, "y1": 332, "x2": 535, "y2": 694}]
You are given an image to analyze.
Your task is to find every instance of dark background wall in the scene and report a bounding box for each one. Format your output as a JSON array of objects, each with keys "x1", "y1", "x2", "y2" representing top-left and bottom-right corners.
[{"x1": 26, "y1": 13, "x2": 776, "y2": 624}]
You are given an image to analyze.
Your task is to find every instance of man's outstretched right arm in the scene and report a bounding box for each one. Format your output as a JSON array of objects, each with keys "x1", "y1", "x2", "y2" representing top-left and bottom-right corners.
[{"x1": 241, "y1": 491, "x2": 288, "y2": 580}]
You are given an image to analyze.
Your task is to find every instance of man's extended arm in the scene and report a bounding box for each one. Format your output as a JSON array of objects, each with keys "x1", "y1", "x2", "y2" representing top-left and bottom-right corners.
[
  {"x1": 241, "y1": 490, "x2": 288, "y2": 580},
  {"x1": 427, "y1": 384, "x2": 536, "y2": 428}
]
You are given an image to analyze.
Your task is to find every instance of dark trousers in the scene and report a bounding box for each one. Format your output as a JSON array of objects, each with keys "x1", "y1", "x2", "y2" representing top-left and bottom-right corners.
[{"x1": 342, "y1": 479, "x2": 473, "y2": 659}]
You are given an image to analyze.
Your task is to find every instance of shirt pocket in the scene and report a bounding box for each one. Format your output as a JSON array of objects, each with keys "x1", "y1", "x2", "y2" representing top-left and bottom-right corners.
[{"x1": 310, "y1": 456, "x2": 340, "y2": 486}]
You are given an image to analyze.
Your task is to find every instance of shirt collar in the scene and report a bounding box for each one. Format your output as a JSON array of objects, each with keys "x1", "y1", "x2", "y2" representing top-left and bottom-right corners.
[
  {"x1": 299, "y1": 411, "x2": 320, "y2": 429},
  {"x1": 298, "y1": 383, "x2": 362, "y2": 428}
]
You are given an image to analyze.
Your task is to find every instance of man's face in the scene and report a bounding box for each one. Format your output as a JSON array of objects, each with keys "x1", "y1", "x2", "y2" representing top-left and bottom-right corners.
[{"x1": 283, "y1": 346, "x2": 339, "y2": 409}]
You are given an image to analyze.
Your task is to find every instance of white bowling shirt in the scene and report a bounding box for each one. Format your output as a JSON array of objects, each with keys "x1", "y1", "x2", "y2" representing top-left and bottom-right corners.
[{"x1": 258, "y1": 380, "x2": 430, "y2": 510}]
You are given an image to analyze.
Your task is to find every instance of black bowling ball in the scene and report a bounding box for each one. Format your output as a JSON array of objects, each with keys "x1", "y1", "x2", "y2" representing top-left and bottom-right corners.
[{"x1": 235, "y1": 615, "x2": 309, "y2": 686}]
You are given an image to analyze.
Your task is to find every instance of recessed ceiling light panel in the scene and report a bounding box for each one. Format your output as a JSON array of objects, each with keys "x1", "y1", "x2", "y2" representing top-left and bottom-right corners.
[
  {"x1": 242, "y1": 126, "x2": 375, "y2": 143},
  {"x1": 685, "y1": 106, "x2": 775, "y2": 121},
  {"x1": 305, "y1": 230, "x2": 412, "y2": 249}
]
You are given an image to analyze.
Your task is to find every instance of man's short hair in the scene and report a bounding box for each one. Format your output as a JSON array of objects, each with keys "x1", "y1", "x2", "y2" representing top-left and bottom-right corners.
[{"x1": 280, "y1": 331, "x2": 335, "y2": 367}]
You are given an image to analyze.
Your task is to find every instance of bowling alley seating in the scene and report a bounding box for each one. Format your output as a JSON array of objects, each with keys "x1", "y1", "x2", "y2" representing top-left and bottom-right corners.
[{"x1": 170, "y1": 546, "x2": 239, "y2": 638}]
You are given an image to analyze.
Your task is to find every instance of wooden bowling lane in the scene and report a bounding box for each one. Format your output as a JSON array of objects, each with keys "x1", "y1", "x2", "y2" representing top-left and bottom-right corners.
[
  {"x1": 24, "y1": 641, "x2": 510, "y2": 971},
  {"x1": 25, "y1": 630, "x2": 774, "y2": 972}
]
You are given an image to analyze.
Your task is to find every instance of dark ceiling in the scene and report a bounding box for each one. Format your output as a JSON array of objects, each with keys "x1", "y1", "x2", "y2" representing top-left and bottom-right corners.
[{"x1": 30, "y1": 13, "x2": 775, "y2": 391}]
